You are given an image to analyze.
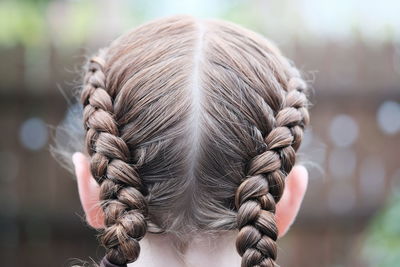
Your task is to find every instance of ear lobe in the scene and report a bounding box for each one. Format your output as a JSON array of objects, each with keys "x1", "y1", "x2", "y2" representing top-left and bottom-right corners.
[
  {"x1": 72, "y1": 152, "x2": 105, "y2": 229},
  {"x1": 275, "y1": 165, "x2": 308, "y2": 238}
]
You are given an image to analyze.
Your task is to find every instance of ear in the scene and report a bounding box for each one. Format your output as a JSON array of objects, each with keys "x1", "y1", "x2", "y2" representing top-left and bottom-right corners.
[
  {"x1": 275, "y1": 165, "x2": 308, "y2": 238},
  {"x1": 72, "y1": 152, "x2": 105, "y2": 229}
]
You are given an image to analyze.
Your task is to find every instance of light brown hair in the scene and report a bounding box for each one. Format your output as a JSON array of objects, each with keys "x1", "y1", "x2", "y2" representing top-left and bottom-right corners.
[{"x1": 55, "y1": 15, "x2": 310, "y2": 267}]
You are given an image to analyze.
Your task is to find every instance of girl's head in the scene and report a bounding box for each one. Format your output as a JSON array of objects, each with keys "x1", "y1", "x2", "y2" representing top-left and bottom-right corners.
[{"x1": 57, "y1": 15, "x2": 310, "y2": 267}]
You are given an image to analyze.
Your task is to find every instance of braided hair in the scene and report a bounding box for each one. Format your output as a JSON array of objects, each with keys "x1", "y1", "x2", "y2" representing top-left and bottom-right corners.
[
  {"x1": 73, "y1": 16, "x2": 310, "y2": 267},
  {"x1": 81, "y1": 53, "x2": 148, "y2": 265},
  {"x1": 234, "y1": 76, "x2": 309, "y2": 267}
]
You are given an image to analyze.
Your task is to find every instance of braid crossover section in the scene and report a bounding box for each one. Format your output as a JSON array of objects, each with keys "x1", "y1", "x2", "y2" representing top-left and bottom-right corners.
[
  {"x1": 235, "y1": 77, "x2": 310, "y2": 267},
  {"x1": 81, "y1": 55, "x2": 148, "y2": 266}
]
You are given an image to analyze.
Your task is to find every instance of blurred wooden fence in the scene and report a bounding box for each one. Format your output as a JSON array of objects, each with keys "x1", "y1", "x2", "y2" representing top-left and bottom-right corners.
[{"x1": 0, "y1": 36, "x2": 399, "y2": 266}]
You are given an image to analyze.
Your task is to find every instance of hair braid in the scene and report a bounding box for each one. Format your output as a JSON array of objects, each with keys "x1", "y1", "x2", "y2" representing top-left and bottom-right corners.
[
  {"x1": 50, "y1": 16, "x2": 315, "y2": 267},
  {"x1": 81, "y1": 54, "x2": 148, "y2": 266},
  {"x1": 235, "y1": 76, "x2": 310, "y2": 267}
]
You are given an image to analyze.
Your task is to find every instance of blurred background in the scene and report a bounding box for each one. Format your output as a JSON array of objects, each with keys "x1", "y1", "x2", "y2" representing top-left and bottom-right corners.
[{"x1": 0, "y1": 0, "x2": 399, "y2": 266}]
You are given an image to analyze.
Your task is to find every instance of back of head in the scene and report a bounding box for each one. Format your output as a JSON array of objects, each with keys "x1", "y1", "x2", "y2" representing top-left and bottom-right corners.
[{"x1": 76, "y1": 15, "x2": 310, "y2": 267}]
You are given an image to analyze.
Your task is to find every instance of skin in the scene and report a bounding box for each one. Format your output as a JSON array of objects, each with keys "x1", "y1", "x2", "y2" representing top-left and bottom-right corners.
[{"x1": 72, "y1": 152, "x2": 308, "y2": 267}]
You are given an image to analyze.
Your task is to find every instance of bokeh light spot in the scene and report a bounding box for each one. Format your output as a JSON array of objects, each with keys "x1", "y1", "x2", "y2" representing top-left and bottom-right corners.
[
  {"x1": 377, "y1": 101, "x2": 400, "y2": 135},
  {"x1": 19, "y1": 117, "x2": 48, "y2": 151},
  {"x1": 329, "y1": 114, "x2": 359, "y2": 147}
]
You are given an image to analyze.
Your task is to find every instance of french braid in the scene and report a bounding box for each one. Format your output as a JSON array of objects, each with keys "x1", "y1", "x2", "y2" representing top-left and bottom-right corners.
[
  {"x1": 81, "y1": 53, "x2": 148, "y2": 265},
  {"x1": 52, "y1": 16, "x2": 314, "y2": 267},
  {"x1": 235, "y1": 76, "x2": 310, "y2": 267}
]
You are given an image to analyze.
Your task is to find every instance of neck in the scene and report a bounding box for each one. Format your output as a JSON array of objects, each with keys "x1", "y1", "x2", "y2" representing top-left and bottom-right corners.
[{"x1": 128, "y1": 231, "x2": 241, "y2": 267}]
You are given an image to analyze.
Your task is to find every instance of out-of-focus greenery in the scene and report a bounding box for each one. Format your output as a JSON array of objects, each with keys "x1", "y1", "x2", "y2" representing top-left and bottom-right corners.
[
  {"x1": 362, "y1": 192, "x2": 400, "y2": 266},
  {"x1": 0, "y1": 1, "x2": 45, "y2": 47},
  {"x1": 0, "y1": 0, "x2": 245, "y2": 48},
  {"x1": 0, "y1": 1, "x2": 102, "y2": 47},
  {"x1": 1, "y1": 0, "x2": 399, "y2": 48}
]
